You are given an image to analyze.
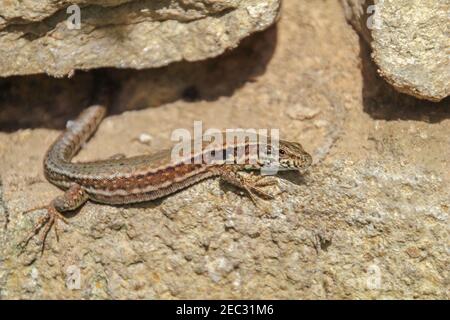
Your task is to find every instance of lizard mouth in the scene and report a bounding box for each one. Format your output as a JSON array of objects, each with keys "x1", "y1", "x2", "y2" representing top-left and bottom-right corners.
[
  {"x1": 303, "y1": 153, "x2": 313, "y2": 168},
  {"x1": 280, "y1": 154, "x2": 313, "y2": 170}
]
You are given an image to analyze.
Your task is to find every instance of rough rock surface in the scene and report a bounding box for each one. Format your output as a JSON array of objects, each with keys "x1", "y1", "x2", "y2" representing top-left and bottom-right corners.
[
  {"x1": 0, "y1": 0, "x2": 281, "y2": 77},
  {"x1": 0, "y1": 0, "x2": 449, "y2": 299},
  {"x1": 341, "y1": 0, "x2": 450, "y2": 102}
]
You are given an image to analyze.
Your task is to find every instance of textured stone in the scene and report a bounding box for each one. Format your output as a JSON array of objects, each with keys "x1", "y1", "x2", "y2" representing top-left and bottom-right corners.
[
  {"x1": 0, "y1": 0, "x2": 281, "y2": 77},
  {"x1": 341, "y1": 0, "x2": 450, "y2": 102},
  {"x1": 0, "y1": 0, "x2": 449, "y2": 299}
]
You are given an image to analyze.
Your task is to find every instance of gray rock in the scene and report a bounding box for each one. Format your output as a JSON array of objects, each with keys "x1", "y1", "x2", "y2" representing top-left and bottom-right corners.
[
  {"x1": 341, "y1": 0, "x2": 450, "y2": 102},
  {"x1": 0, "y1": 0, "x2": 281, "y2": 77}
]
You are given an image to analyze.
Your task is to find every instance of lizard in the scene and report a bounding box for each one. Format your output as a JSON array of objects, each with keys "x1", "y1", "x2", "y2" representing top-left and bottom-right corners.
[{"x1": 22, "y1": 105, "x2": 312, "y2": 252}]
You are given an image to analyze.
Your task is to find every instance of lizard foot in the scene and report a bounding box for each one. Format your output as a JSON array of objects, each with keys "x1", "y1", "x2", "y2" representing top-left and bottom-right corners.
[{"x1": 21, "y1": 204, "x2": 68, "y2": 254}]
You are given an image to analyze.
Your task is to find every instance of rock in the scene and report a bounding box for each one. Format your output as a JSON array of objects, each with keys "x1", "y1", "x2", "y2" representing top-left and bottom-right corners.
[
  {"x1": 341, "y1": 0, "x2": 450, "y2": 102},
  {"x1": 0, "y1": 0, "x2": 281, "y2": 77}
]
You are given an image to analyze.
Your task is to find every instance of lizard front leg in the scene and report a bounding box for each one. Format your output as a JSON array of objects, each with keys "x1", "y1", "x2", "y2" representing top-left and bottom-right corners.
[
  {"x1": 215, "y1": 166, "x2": 276, "y2": 211},
  {"x1": 22, "y1": 183, "x2": 88, "y2": 254}
]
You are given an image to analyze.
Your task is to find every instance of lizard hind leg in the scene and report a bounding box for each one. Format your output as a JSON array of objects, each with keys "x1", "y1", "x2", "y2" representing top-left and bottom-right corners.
[{"x1": 21, "y1": 184, "x2": 88, "y2": 254}]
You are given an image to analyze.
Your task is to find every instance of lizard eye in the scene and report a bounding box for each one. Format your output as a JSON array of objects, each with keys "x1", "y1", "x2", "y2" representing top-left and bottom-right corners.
[{"x1": 279, "y1": 149, "x2": 286, "y2": 155}]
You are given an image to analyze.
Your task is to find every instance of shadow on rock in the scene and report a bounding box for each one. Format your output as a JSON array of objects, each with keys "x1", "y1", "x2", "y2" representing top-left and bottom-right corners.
[
  {"x1": 359, "y1": 38, "x2": 449, "y2": 123},
  {"x1": 0, "y1": 26, "x2": 278, "y2": 132}
]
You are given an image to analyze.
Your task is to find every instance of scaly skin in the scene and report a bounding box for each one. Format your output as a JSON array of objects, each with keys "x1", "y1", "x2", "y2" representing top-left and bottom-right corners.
[{"x1": 23, "y1": 105, "x2": 312, "y2": 253}]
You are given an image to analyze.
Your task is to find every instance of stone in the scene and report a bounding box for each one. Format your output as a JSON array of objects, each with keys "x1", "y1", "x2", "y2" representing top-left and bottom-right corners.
[
  {"x1": 341, "y1": 0, "x2": 450, "y2": 102},
  {"x1": 0, "y1": 0, "x2": 281, "y2": 77}
]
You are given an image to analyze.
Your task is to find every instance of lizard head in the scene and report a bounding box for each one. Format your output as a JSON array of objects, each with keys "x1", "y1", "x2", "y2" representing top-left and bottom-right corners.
[
  {"x1": 261, "y1": 140, "x2": 312, "y2": 173},
  {"x1": 278, "y1": 140, "x2": 312, "y2": 171}
]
